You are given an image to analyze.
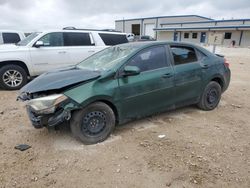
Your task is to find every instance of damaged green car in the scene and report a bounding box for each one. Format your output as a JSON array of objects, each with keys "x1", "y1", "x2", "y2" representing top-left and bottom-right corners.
[{"x1": 18, "y1": 42, "x2": 230, "y2": 144}]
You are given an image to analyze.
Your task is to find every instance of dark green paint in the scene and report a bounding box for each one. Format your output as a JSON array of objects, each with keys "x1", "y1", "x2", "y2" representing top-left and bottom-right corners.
[{"x1": 63, "y1": 41, "x2": 230, "y2": 125}]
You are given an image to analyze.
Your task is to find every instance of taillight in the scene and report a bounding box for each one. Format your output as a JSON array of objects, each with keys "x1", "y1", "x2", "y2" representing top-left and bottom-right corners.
[{"x1": 224, "y1": 58, "x2": 229, "y2": 68}]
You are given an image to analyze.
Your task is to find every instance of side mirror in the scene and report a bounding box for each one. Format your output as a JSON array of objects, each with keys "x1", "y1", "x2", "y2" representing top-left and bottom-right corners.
[
  {"x1": 123, "y1": 66, "x2": 140, "y2": 76},
  {"x1": 34, "y1": 41, "x2": 44, "y2": 48}
]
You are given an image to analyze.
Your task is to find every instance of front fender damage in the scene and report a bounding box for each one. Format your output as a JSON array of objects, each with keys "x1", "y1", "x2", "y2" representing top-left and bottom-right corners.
[{"x1": 19, "y1": 91, "x2": 81, "y2": 129}]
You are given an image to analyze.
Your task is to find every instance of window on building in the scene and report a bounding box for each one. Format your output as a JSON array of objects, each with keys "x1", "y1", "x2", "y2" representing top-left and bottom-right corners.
[
  {"x1": 184, "y1": 33, "x2": 189, "y2": 39},
  {"x1": 64, "y1": 32, "x2": 93, "y2": 46},
  {"x1": 192, "y1": 33, "x2": 198, "y2": 39},
  {"x1": 2, "y1": 33, "x2": 21, "y2": 44},
  {"x1": 39, "y1": 32, "x2": 64, "y2": 46},
  {"x1": 170, "y1": 46, "x2": 198, "y2": 65},
  {"x1": 224, "y1": 32, "x2": 232, "y2": 39},
  {"x1": 127, "y1": 46, "x2": 168, "y2": 72},
  {"x1": 98, "y1": 33, "x2": 128, "y2": 45}
]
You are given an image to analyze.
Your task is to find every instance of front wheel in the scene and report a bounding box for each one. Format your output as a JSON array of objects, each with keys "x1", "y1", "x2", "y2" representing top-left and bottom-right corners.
[
  {"x1": 70, "y1": 102, "x2": 115, "y2": 144},
  {"x1": 197, "y1": 81, "x2": 222, "y2": 111},
  {"x1": 0, "y1": 65, "x2": 28, "y2": 90}
]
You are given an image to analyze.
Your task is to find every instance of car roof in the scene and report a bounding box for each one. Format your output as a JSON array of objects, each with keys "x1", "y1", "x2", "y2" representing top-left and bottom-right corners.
[
  {"x1": 39, "y1": 29, "x2": 127, "y2": 35},
  {"x1": 118, "y1": 41, "x2": 199, "y2": 48},
  {"x1": 0, "y1": 30, "x2": 23, "y2": 33},
  {"x1": 117, "y1": 41, "x2": 213, "y2": 56}
]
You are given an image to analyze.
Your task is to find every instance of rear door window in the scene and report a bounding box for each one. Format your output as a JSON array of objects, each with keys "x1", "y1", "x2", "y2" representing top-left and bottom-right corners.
[
  {"x1": 2, "y1": 33, "x2": 21, "y2": 44},
  {"x1": 63, "y1": 32, "x2": 93, "y2": 46},
  {"x1": 99, "y1": 33, "x2": 128, "y2": 45},
  {"x1": 170, "y1": 46, "x2": 198, "y2": 65}
]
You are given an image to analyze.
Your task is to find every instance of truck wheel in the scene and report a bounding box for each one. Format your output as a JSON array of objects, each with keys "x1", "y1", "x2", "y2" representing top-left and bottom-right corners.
[
  {"x1": 197, "y1": 81, "x2": 222, "y2": 111},
  {"x1": 70, "y1": 102, "x2": 115, "y2": 145},
  {"x1": 0, "y1": 65, "x2": 28, "y2": 90}
]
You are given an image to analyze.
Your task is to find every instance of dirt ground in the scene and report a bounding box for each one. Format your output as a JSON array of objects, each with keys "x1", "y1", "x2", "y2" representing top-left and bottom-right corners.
[{"x1": 0, "y1": 47, "x2": 249, "y2": 188}]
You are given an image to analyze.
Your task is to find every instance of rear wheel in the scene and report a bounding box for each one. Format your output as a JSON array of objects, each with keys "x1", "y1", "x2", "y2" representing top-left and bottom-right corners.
[
  {"x1": 197, "y1": 81, "x2": 222, "y2": 111},
  {"x1": 0, "y1": 65, "x2": 28, "y2": 90},
  {"x1": 70, "y1": 102, "x2": 115, "y2": 144}
]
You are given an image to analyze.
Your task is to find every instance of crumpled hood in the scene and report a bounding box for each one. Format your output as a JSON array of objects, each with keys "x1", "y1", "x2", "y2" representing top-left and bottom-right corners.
[{"x1": 20, "y1": 66, "x2": 101, "y2": 94}]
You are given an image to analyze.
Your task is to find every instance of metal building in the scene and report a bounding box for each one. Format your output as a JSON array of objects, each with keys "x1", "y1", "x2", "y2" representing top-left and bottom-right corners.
[{"x1": 115, "y1": 15, "x2": 250, "y2": 47}]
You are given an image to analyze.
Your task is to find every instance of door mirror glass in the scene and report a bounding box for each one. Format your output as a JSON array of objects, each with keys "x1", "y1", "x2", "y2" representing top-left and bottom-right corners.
[
  {"x1": 123, "y1": 66, "x2": 140, "y2": 76},
  {"x1": 34, "y1": 40, "x2": 44, "y2": 48}
]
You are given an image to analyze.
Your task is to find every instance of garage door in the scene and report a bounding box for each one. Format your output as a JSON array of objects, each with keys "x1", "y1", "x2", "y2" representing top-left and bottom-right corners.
[{"x1": 144, "y1": 24, "x2": 155, "y2": 38}]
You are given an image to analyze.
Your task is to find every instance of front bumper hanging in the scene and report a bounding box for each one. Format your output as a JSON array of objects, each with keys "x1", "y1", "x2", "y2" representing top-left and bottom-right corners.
[{"x1": 26, "y1": 107, "x2": 71, "y2": 128}]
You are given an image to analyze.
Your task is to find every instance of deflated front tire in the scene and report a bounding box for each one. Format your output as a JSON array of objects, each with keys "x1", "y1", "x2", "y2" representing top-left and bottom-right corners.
[{"x1": 70, "y1": 102, "x2": 115, "y2": 145}]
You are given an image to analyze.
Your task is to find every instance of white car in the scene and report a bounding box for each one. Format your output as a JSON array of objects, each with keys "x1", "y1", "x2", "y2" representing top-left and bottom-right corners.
[
  {"x1": 0, "y1": 30, "x2": 26, "y2": 45},
  {"x1": 0, "y1": 29, "x2": 128, "y2": 90}
]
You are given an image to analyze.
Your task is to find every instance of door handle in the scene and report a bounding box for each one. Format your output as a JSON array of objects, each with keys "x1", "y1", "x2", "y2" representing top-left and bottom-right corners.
[
  {"x1": 88, "y1": 50, "x2": 96, "y2": 53},
  {"x1": 201, "y1": 64, "x2": 209, "y2": 69},
  {"x1": 162, "y1": 73, "x2": 173, "y2": 78},
  {"x1": 58, "y1": 51, "x2": 66, "y2": 54}
]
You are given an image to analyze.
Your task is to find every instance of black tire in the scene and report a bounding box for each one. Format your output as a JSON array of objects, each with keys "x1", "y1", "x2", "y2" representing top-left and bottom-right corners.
[
  {"x1": 197, "y1": 81, "x2": 222, "y2": 111},
  {"x1": 0, "y1": 65, "x2": 28, "y2": 90},
  {"x1": 70, "y1": 102, "x2": 115, "y2": 144}
]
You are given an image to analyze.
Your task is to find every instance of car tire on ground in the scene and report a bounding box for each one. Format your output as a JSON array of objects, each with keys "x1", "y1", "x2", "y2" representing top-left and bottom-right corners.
[
  {"x1": 70, "y1": 102, "x2": 116, "y2": 145},
  {"x1": 197, "y1": 81, "x2": 222, "y2": 111},
  {"x1": 0, "y1": 65, "x2": 28, "y2": 90}
]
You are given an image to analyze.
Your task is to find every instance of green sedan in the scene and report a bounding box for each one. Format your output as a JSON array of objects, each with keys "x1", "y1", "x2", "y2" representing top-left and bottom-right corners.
[{"x1": 18, "y1": 42, "x2": 231, "y2": 144}]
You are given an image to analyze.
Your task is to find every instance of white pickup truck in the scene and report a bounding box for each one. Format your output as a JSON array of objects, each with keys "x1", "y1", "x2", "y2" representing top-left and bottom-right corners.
[{"x1": 0, "y1": 29, "x2": 128, "y2": 90}]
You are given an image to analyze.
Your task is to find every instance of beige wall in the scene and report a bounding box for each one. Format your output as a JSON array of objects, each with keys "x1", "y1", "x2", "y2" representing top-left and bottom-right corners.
[
  {"x1": 157, "y1": 16, "x2": 210, "y2": 26},
  {"x1": 181, "y1": 32, "x2": 202, "y2": 43},
  {"x1": 224, "y1": 31, "x2": 241, "y2": 46},
  {"x1": 115, "y1": 16, "x2": 250, "y2": 47},
  {"x1": 183, "y1": 22, "x2": 215, "y2": 27},
  {"x1": 115, "y1": 21, "x2": 124, "y2": 32},
  {"x1": 157, "y1": 30, "x2": 246, "y2": 47},
  {"x1": 209, "y1": 31, "x2": 241, "y2": 46},
  {"x1": 124, "y1": 20, "x2": 141, "y2": 34},
  {"x1": 241, "y1": 31, "x2": 250, "y2": 47},
  {"x1": 115, "y1": 16, "x2": 212, "y2": 35},
  {"x1": 217, "y1": 21, "x2": 243, "y2": 26},
  {"x1": 115, "y1": 20, "x2": 142, "y2": 34},
  {"x1": 157, "y1": 31, "x2": 173, "y2": 41},
  {"x1": 143, "y1": 18, "x2": 156, "y2": 24}
]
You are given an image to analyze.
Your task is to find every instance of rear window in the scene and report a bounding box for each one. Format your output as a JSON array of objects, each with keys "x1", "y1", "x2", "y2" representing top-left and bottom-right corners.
[
  {"x1": 63, "y1": 32, "x2": 93, "y2": 46},
  {"x1": 2, "y1": 33, "x2": 21, "y2": 44},
  {"x1": 170, "y1": 46, "x2": 198, "y2": 65},
  {"x1": 98, "y1": 33, "x2": 128, "y2": 45}
]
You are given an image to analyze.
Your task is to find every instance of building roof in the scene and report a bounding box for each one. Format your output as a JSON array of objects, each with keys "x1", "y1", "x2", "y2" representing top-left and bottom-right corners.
[
  {"x1": 115, "y1": 15, "x2": 213, "y2": 22},
  {"x1": 154, "y1": 25, "x2": 250, "y2": 31},
  {"x1": 160, "y1": 19, "x2": 250, "y2": 26}
]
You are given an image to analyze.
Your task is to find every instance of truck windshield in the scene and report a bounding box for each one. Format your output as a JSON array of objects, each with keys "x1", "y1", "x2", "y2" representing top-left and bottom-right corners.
[
  {"x1": 17, "y1": 32, "x2": 41, "y2": 46},
  {"x1": 77, "y1": 45, "x2": 140, "y2": 71}
]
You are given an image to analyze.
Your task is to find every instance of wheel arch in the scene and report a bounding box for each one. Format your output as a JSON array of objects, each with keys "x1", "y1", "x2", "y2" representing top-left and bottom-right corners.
[
  {"x1": 210, "y1": 76, "x2": 224, "y2": 90},
  {"x1": 0, "y1": 61, "x2": 30, "y2": 76},
  {"x1": 96, "y1": 99, "x2": 119, "y2": 124},
  {"x1": 72, "y1": 95, "x2": 120, "y2": 125}
]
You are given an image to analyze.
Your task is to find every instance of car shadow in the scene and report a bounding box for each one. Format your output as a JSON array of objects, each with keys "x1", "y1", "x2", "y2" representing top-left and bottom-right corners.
[
  {"x1": 115, "y1": 105, "x2": 198, "y2": 132},
  {"x1": 51, "y1": 105, "x2": 199, "y2": 144}
]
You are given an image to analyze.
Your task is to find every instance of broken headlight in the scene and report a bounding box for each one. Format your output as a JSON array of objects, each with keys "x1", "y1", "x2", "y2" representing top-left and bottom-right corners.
[{"x1": 26, "y1": 94, "x2": 68, "y2": 114}]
